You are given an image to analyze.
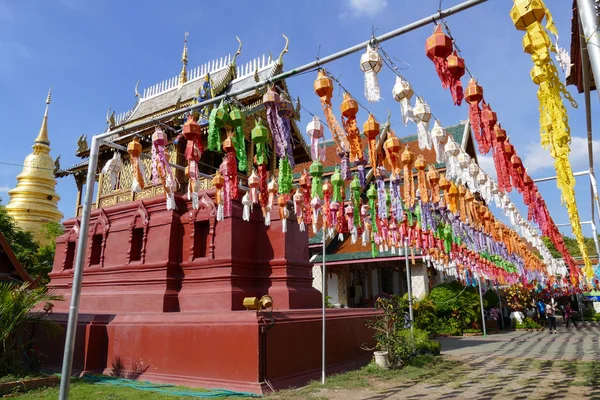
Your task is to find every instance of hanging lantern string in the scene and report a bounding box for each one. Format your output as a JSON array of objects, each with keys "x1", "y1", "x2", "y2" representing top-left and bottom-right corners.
[
  {"x1": 0, "y1": 161, "x2": 57, "y2": 172},
  {"x1": 439, "y1": 20, "x2": 474, "y2": 79},
  {"x1": 321, "y1": 69, "x2": 387, "y2": 128},
  {"x1": 375, "y1": 38, "x2": 554, "y2": 260},
  {"x1": 269, "y1": 83, "x2": 337, "y2": 135},
  {"x1": 374, "y1": 40, "x2": 443, "y2": 125}
]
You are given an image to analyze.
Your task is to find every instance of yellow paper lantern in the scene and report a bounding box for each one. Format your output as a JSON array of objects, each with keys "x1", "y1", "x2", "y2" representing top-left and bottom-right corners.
[{"x1": 510, "y1": 0, "x2": 545, "y2": 31}]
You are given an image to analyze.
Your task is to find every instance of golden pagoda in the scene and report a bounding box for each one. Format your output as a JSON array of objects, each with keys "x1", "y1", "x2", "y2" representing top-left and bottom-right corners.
[{"x1": 6, "y1": 88, "x2": 63, "y2": 245}]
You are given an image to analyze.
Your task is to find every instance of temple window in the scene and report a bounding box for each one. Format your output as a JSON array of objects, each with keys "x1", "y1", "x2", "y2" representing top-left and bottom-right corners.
[
  {"x1": 193, "y1": 220, "x2": 210, "y2": 258},
  {"x1": 130, "y1": 228, "x2": 144, "y2": 262},
  {"x1": 65, "y1": 242, "x2": 76, "y2": 270},
  {"x1": 89, "y1": 234, "x2": 102, "y2": 266}
]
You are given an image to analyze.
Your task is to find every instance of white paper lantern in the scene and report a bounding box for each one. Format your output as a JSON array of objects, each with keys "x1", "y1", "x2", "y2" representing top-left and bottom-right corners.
[
  {"x1": 392, "y1": 76, "x2": 414, "y2": 125},
  {"x1": 412, "y1": 97, "x2": 432, "y2": 150},
  {"x1": 360, "y1": 43, "x2": 383, "y2": 103},
  {"x1": 101, "y1": 151, "x2": 123, "y2": 190},
  {"x1": 430, "y1": 120, "x2": 448, "y2": 164}
]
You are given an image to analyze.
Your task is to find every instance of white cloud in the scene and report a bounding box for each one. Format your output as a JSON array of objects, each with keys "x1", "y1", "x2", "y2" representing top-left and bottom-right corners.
[
  {"x1": 347, "y1": 0, "x2": 388, "y2": 17},
  {"x1": 0, "y1": 185, "x2": 10, "y2": 193},
  {"x1": 522, "y1": 136, "x2": 600, "y2": 175},
  {"x1": 477, "y1": 155, "x2": 497, "y2": 181}
]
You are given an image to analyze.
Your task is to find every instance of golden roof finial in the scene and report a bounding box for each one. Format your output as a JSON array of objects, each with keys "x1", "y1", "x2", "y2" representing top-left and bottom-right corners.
[
  {"x1": 35, "y1": 86, "x2": 52, "y2": 145},
  {"x1": 179, "y1": 32, "x2": 189, "y2": 85}
]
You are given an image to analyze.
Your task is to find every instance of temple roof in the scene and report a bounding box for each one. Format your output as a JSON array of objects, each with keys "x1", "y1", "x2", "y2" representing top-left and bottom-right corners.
[
  {"x1": 0, "y1": 230, "x2": 34, "y2": 284},
  {"x1": 112, "y1": 54, "x2": 280, "y2": 129},
  {"x1": 63, "y1": 49, "x2": 310, "y2": 170}
]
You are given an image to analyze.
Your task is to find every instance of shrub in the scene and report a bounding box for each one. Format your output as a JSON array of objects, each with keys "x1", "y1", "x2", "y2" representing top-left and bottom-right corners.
[
  {"x1": 482, "y1": 289, "x2": 499, "y2": 309},
  {"x1": 413, "y1": 297, "x2": 438, "y2": 332},
  {"x1": 425, "y1": 282, "x2": 481, "y2": 334},
  {"x1": 0, "y1": 282, "x2": 63, "y2": 374},
  {"x1": 365, "y1": 297, "x2": 407, "y2": 368},
  {"x1": 583, "y1": 307, "x2": 600, "y2": 322},
  {"x1": 515, "y1": 317, "x2": 541, "y2": 330},
  {"x1": 391, "y1": 328, "x2": 441, "y2": 360}
]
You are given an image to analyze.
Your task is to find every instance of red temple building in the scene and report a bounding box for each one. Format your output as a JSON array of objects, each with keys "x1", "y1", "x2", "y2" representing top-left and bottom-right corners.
[{"x1": 45, "y1": 39, "x2": 375, "y2": 393}]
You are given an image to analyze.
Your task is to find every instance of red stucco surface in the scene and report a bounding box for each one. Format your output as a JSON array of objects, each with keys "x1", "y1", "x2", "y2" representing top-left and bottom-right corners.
[{"x1": 43, "y1": 191, "x2": 375, "y2": 393}]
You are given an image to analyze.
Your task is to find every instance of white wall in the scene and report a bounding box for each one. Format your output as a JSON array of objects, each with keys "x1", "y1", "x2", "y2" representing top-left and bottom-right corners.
[
  {"x1": 312, "y1": 265, "x2": 322, "y2": 292},
  {"x1": 411, "y1": 263, "x2": 429, "y2": 300}
]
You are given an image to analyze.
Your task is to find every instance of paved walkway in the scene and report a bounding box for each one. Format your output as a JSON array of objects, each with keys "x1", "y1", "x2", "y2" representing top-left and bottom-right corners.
[
  {"x1": 282, "y1": 322, "x2": 600, "y2": 400},
  {"x1": 440, "y1": 320, "x2": 600, "y2": 362}
]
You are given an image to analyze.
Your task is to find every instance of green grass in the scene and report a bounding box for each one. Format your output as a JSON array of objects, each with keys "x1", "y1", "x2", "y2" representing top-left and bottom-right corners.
[
  {"x1": 273, "y1": 355, "x2": 459, "y2": 399},
  {"x1": 9, "y1": 377, "x2": 236, "y2": 400},
  {"x1": 12, "y1": 356, "x2": 599, "y2": 399}
]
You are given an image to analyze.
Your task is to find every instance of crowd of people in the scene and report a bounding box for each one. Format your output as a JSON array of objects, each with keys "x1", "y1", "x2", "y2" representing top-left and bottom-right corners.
[{"x1": 487, "y1": 296, "x2": 582, "y2": 333}]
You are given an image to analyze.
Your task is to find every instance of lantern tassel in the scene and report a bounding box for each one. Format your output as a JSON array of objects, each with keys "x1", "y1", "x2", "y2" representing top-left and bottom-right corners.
[
  {"x1": 450, "y1": 79, "x2": 464, "y2": 106},
  {"x1": 217, "y1": 204, "x2": 224, "y2": 222},
  {"x1": 242, "y1": 192, "x2": 251, "y2": 222},
  {"x1": 258, "y1": 165, "x2": 269, "y2": 210},
  {"x1": 131, "y1": 158, "x2": 145, "y2": 193},
  {"x1": 101, "y1": 152, "x2": 123, "y2": 190},
  {"x1": 364, "y1": 70, "x2": 381, "y2": 103}
]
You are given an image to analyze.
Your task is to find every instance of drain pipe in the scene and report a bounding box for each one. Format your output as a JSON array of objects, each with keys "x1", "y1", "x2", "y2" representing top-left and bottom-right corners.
[{"x1": 258, "y1": 314, "x2": 276, "y2": 393}]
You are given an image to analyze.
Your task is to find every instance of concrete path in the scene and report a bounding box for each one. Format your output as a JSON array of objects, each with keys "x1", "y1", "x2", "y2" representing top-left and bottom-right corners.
[
  {"x1": 440, "y1": 320, "x2": 600, "y2": 362},
  {"x1": 281, "y1": 322, "x2": 600, "y2": 399}
]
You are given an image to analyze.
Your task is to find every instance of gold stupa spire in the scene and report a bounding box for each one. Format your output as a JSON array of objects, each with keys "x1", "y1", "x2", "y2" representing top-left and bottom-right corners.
[
  {"x1": 35, "y1": 87, "x2": 52, "y2": 145},
  {"x1": 179, "y1": 32, "x2": 189, "y2": 85},
  {"x1": 6, "y1": 87, "x2": 63, "y2": 245}
]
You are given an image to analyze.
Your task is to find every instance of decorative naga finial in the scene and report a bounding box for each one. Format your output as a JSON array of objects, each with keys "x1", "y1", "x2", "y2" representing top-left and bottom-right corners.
[
  {"x1": 134, "y1": 80, "x2": 140, "y2": 98},
  {"x1": 231, "y1": 36, "x2": 242, "y2": 65},
  {"x1": 179, "y1": 32, "x2": 189, "y2": 85},
  {"x1": 53, "y1": 155, "x2": 61, "y2": 174},
  {"x1": 77, "y1": 135, "x2": 88, "y2": 153},
  {"x1": 106, "y1": 107, "x2": 115, "y2": 129},
  {"x1": 294, "y1": 96, "x2": 301, "y2": 121},
  {"x1": 277, "y1": 34, "x2": 289, "y2": 66}
]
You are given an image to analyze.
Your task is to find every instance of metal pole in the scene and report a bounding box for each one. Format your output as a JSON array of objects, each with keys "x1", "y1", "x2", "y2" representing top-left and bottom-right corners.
[
  {"x1": 58, "y1": 137, "x2": 100, "y2": 400},
  {"x1": 321, "y1": 228, "x2": 326, "y2": 385},
  {"x1": 533, "y1": 170, "x2": 590, "y2": 183},
  {"x1": 88, "y1": 0, "x2": 488, "y2": 144},
  {"x1": 404, "y1": 241, "x2": 414, "y2": 337},
  {"x1": 577, "y1": 0, "x2": 600, "y2": 101},
  {"x1": 590, "y1": 173, "x2": 600, "y2": 227},
  {"x1": 496, "y1": 284, "x2": 504, "y2": 330},
  {"x1": 478, "y1": 277, "x2": 487, "y2": 338},
  {"x1": 579, "y1": 19, "x2": 600, "y2": 274}
]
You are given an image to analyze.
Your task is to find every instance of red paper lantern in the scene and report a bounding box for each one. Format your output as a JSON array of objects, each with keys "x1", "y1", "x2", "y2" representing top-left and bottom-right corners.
[{"x1": 426, "y1": 24, "x2": 453, "y2": 60}]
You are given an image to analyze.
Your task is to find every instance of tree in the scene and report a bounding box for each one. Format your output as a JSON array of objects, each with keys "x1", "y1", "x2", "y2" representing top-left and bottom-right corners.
[
  {"x1": 542, "y1": 235, "x2": 599, "y2": 259},
  {"x1": 0, "y1": 199, "x2": 63, "y2": 284},
  {"x1": 0, "y1": 282, "x2": 62, "y2": 374}
]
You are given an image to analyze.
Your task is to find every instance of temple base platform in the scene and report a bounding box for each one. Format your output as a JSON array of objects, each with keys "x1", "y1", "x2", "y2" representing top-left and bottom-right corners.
[{"x1": 40, "y1": 309, "x2": 376, "y2": 394}]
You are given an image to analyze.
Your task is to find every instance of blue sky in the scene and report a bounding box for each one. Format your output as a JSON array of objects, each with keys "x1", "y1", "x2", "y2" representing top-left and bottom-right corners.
[{"x1": 0, "y1": 0, "x2": 598, "y2": 240}]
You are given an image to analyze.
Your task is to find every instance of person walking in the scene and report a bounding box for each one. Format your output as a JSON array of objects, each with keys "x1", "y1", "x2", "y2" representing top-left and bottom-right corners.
[
  {"x1": 564, "y1": 303, "x2": 579, "y2": 329},
  {"x1": 536, "y1": 298, "x2": 547, "y2": 327},
  {"x1": 546, "y1": 299, "x2": 557, "y2": 334}
]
